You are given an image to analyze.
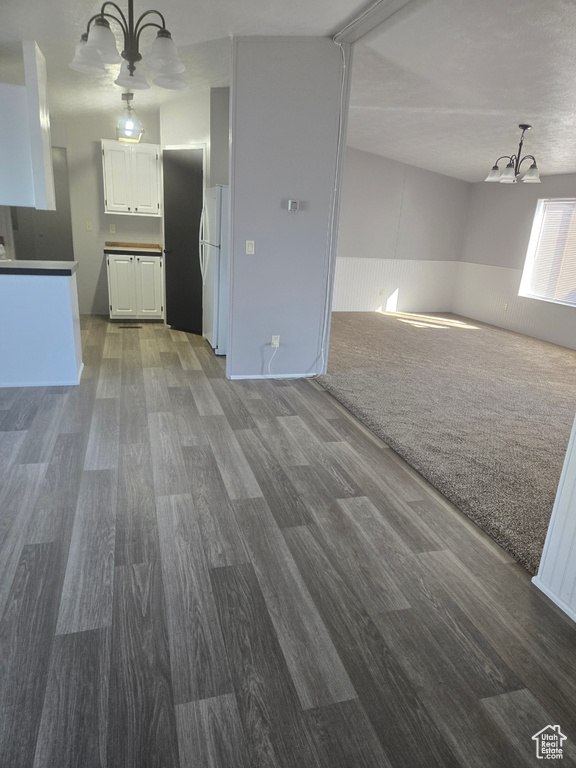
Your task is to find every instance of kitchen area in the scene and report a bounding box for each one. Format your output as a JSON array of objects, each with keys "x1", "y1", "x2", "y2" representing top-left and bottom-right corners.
[{"x1": 0, "y1": 39, "x2": 231, "y2": 387}]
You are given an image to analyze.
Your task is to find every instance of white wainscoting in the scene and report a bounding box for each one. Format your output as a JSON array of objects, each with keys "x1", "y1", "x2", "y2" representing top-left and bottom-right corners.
[
  {"x1": 332, "y1": 258, "x2": 457, "y2": 313},
  {"x1": 533, "y1": 414, "x2": 576, "y2": 623},
  {"x1": 453, "y1": 262, "x2": 576, "y2": 351}
]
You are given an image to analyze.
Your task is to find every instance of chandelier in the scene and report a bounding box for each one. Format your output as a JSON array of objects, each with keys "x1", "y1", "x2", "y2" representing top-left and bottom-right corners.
[
  {"x1": 485, "y1": 125, "x2": 541, "y2": 184},
  {"x1": 69, "y1": 0, "x2": 188, "y2": 90}
]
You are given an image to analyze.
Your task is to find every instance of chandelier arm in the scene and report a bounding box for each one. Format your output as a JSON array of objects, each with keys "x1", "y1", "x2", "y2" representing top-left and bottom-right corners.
[
  {"x1": 98, "y1": 12, "x2": 130, "y2": 48},
  {"x1": 135, "y1": 20, "x2": 166, "y2": 50},
  {"x1": 518, "y1": 155, "x2": 537, "y2": 170},
  {"x1": 494, "y1": 155, "x2": 513, "y2": 166},
  {"x1": 135, "y1": 9, "x2": 167, "y2": 35},
  {"x1": 99, "y1": 2, "x2": 129, "y2": 34}
]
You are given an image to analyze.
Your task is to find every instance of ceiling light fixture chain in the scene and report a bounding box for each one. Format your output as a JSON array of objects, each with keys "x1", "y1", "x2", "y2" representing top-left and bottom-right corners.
[
  {"x1": 70, "y1": 0, "x2": 188, "y2": 90},
  {"x1": 485, "y1": 124, "x2": 541, "y2": 184}
]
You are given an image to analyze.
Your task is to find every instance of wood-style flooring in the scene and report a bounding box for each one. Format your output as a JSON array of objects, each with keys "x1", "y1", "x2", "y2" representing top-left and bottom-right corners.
[{"x1": 1, "y1": 314, "x2": 576, "y2": 767}]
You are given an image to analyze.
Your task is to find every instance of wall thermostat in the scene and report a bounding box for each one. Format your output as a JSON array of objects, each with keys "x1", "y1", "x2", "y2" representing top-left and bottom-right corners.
[{"x1": 288, "y1": 199, "x2": 300, "y2": 212}]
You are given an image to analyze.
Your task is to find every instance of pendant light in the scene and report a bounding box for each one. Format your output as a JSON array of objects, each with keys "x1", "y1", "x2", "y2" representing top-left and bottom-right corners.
[
  {"x1": 485, "y1": 125, "x2": 541, "y2": 184},
  {"x1": 116, "y1": 92, "x2": 144, "y2": 143}
]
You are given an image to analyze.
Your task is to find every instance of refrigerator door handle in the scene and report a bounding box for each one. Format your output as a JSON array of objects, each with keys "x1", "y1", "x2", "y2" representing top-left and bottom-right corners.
[{"x1": 199, "y1": 207, "x2": 206, "y2": 282}]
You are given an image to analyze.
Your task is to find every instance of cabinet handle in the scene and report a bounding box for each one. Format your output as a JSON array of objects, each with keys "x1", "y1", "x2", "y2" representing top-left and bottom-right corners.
[{"x1": 135, "y1": 207, "x2": 138, "y2": 211}]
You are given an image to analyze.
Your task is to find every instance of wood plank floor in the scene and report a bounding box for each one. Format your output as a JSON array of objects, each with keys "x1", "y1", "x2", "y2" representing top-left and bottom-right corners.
[{"x1": 1, "y1": 314, "x2": 576, "y2": 767}]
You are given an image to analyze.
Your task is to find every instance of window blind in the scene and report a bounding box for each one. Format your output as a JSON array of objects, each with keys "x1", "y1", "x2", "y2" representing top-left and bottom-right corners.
[{"x1": 519, "y1": 199, "x2": 576, "y2": 307}]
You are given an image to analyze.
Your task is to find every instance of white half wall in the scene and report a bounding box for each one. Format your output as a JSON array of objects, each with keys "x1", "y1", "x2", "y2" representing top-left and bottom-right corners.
[
  {"x1": 453, "y1": 262, "x2": 576, "y2": 351},
  {"x1": 332, "y1": 258, "x2": 457, "y2": 312},
  {"x1": 333, "y1": 147, "x2": 469, "y2": 314},
  {"x1": 454, "y1": 172, "x2": 576, "y2": 348},
  {"x1": 227, "y1": 37, "x2": 350, "y2": 378}
]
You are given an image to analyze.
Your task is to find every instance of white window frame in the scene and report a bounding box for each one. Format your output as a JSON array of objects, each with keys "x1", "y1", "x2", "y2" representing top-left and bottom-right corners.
[{"x1": 519, "y1": 198, "x2": 576, "y2": 308}]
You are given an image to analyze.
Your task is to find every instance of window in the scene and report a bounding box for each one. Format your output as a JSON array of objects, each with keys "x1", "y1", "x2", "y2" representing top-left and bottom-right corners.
[{"x1": 519, "y1": 199, "x2": 576, "y2": 307}]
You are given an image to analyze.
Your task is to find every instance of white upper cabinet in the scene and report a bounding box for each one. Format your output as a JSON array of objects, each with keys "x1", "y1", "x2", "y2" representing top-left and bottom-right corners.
[
  {"x1": 131, "y1": 144, "x2": 161, "y2": 216},
  {"x1": 102, "y1": 143, "x2": 131, "y2": 212},
  {"x1": 101, "y1": 140, "x2": 161, "y2": 216},
  {"x1": 0, "y1": 41, "x2": 55, "y2": 209}
]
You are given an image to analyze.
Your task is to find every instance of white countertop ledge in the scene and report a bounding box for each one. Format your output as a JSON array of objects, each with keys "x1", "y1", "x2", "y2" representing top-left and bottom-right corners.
[{"x1": 0, "y1": 260, "x2": 78, "y2": 274}]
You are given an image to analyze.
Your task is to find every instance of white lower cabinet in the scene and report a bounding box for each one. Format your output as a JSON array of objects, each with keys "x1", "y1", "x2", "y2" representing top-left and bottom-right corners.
[{"x1": 106, "y1": 251, "x2": 164, "y2": 320}]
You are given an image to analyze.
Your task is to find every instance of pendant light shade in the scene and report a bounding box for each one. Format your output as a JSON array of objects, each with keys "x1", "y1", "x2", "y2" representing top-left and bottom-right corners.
[
  {"x1": 69, "y1": 38, "x2": 107, "y2": 74},
  {"x1": 500, "y1": 162, "x2": 517, "y2": 183},
  {"x1": 484, "y1": 165, "x2": 501, "y2": 182},
  {"x1": 85, "y1": 17, "x2": 121, "y2": 63},
  {"x1": 485, "y1": 125, "x2": 542, "y2": 185},
  {"x1": 152, "y1": 72, "x2": 189, "y2": 90},
  {"x1": 114, "y1": 60, "x2": 150, "y2": 90},
  {"x1": 117, "y1": 92, "x2": 144, "y2": 143},
  {"x1": 522, "y1": 163, "x2": 541, "y2": 183},
  {"x1": 146, "y1": 30, "x2": 185, "y2": 74}
]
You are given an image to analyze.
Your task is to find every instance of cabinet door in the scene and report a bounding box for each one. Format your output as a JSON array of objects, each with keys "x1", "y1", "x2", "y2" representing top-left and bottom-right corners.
[
  {"x1": 135, "y1": 256, "x2": 164, "y2": 318},
  {"x1": 107, "y1": 254, "x2": 137, "y2": 317},
  {"x1": 102, "y1": 141, "x2": 132, "y2": 213},
  {"x1": 131, "y1": 144, "x2": 160, "y2": 216}
]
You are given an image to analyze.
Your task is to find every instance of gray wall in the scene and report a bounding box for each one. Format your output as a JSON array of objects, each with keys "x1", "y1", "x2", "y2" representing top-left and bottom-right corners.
[
  {"x1": 210, "y1": 88, "x2": 230, "y2": 186},
  {"x1": 160, "y1": 89, "x2": 209, "y2": 149},
  {"x1": 52, "y1": 112, "x2": 163, "y2": 314},
  {"x1": 12, "y1": 147, "x2": 74, "y2": 261},
  {"x1": 461, "y1": 173, "x2": 576, "y2": 268},
  {"x1": 338, "y1": 147, "x2": 470, "y2": 262},
  {"x1": 228, "y1": 37, "x2": 348, "y2": 378},
  {"x1": 453, "y1": 173, "x2": 576, "y2": 349},
  {"x1": 332, "y1": 147, "x2": 470, "y2": 313}
]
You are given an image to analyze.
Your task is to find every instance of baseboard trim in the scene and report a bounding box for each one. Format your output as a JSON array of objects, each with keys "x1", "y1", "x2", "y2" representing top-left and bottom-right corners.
[
  {"x1": 532, "y1": 576, "x2": 576, "y2": 624},
  {"x1": 0, "y1": 377, "x2": 82, "y2": 387},
  {"x1": 229, "y1": 372, "x2": 315, "y2": 380}
]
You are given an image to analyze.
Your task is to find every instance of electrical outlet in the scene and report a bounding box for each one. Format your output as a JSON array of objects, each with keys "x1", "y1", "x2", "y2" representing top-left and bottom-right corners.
[
  {"x1": 246, "y1": 240, "x2": 255, "y2": 255},
  {"x1": 379, "y1": 289, "x2": 384, "y2": 296},
  {"x1": 86, "y1": 221, "x2": 93, "y2": 232},
  {"x1": 271, "y1": 335, "x2": 280, "y2": 348},
  {"x1": 110, "y1": 224, "x2": 116, "y2": 234}
]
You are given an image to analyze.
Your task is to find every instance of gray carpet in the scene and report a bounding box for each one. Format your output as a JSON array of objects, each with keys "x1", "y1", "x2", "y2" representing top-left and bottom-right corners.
[{"x1": 318, "y1": 311, "x2": 576, "y2": 574}]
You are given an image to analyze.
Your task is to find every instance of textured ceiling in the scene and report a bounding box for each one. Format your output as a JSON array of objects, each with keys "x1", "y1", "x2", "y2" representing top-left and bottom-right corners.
[
  {"x1": 347, "y1": 0, "x2": 576, "y2": 181},
  {"x1": 0, "y1": 0, "x2": 365, "y2": 115},
  {"x1": 2, "y1": 0, "x2": 576, "y2": 181}
]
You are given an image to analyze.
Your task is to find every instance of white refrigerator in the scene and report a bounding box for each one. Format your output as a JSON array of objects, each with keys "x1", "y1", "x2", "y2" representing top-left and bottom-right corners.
[{"x1": 199, "y1": 185, "x2": 229, "y2": 356}]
